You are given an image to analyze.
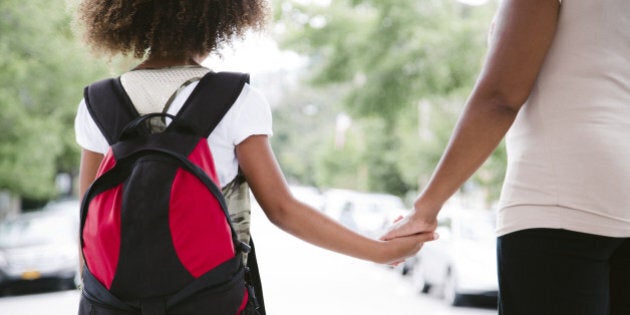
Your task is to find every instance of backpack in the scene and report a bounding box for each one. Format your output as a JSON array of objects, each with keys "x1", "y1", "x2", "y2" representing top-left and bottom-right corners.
[{"x1": 78, "y1": 72, "x2": 262, "y2": 315}]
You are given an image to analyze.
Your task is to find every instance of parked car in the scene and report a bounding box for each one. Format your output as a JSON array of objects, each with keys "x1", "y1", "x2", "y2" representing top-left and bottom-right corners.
[
  {"x1": 408, "y1": 207, "x2": 498, "y2": 306},
  {"x1": 322, "y1": 189, "x2": 408, "y2": 237},
  {"x1": 0, "y1": 199, "x2": 80, "y2": 294}
]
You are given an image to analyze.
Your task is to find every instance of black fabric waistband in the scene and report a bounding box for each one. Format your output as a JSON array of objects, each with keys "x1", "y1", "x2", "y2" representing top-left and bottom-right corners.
[{"x1": 81, "y1": 255, "x2": 244, "y2": 312}]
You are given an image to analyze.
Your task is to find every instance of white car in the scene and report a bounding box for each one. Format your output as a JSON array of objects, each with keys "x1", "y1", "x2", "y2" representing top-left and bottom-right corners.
[
  {"x1": 322, "y1": 189, "x2": 408, "y2": 237},
  {"x1": 0, "y1": 199, "x2": 80, "y2": 294},
  {"x1": 409, "y1": 208, "x2": 498, "y2": 306}
]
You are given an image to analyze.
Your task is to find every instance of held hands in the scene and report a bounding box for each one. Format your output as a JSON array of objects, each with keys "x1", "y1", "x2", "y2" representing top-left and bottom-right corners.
[
  {"x1": 374, "y1": 231, "x2": 438, "y2": 265},
  {"x1": 381, "y1": 212, "x2": 438, "y2": 241},
  {"x1": 376, "y1": 204, "x2": 440, "y2": 266}
]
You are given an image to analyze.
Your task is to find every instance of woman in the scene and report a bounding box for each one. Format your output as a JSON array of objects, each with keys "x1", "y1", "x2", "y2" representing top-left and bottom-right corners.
[{"x1": 384, "y1": 0, "x2": 630, "y2": 314}]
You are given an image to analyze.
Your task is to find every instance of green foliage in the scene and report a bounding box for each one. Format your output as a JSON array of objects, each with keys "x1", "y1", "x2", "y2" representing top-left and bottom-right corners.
[
  {"x1": 274, "y1": 0, "x2": 506, "y2": 201},
  {"x1": 394, "y1": 99, "x2": 459, "y2": 190},
  {"x1": 270, "y1": 83, "x2": 340, "y2": 186},
  {"x1": 474, "y1": 139, "x2": 507, "y2": 203},
  {"x1": 353, "y1": 118, "x2": 407, "y2": 195},
  {"x1": 314, "y1": 127, "x2": 367, "y2": 190},
  {"x1": 0, "y1": 98, "x2": 61, "y2": 197},
  {"x1": 279, "y1": 0, "x2": 493, "y2": 122},
  {"x1": 0, "y1": 0, "x2": 108, "y2": 199}
]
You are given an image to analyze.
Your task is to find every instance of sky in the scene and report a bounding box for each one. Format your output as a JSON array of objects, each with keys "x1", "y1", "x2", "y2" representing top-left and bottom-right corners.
[
  {"x1": 203, "y1": 0, "x2": 489, "y2": 73},
  {"x1": 204, "y1": 33, "x2": 304, "y2": 74}
]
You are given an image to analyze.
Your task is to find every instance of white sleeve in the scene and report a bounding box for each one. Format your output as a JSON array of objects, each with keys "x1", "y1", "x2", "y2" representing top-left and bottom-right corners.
[
  {"x1": 228, "y1": 83, "x2": 273, "y2": 145},
  {"x1": 74, "y1": 99, "x2": 109, "y2": 154}
]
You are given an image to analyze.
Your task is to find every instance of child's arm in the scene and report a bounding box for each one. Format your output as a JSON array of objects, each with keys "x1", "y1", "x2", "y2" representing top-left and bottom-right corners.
[
  {"x1": 79, "y1": 149, "x2": 105, "y2": 198},
  {"x1": 236, "y1": 135, "x2": 437, "y2": 264}
]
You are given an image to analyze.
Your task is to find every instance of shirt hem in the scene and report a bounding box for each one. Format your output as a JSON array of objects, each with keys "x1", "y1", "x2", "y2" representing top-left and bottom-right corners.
[{"x1": 496, "y1": 204, "x2": 630, "y2": 238}]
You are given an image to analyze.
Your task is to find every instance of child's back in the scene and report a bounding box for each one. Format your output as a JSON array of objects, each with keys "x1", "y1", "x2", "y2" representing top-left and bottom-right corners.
[
  {"x1": 78, "y1": 70, "x2": 264, "y2": 314},
  {"x1": 74, "y1": 1, "x2": 436, "y2": 314}
]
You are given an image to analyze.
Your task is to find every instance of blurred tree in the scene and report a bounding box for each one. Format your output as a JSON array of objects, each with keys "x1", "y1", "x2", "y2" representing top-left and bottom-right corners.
[
  {"x1": 278, "y1": 0, "x2": 493, "y2": 123},
  {"x1": 274, "y1": 0, "x2": 505, "y2": 202},
  {"x1": 268, "y1": 73, "x2": 364, "y2": 189},
  {"x1": 0, "y1": 0, "x2": 107, "y2": 202},
  {"x1": 271, "y1": 81, "x2": 339, "y2": 186}
]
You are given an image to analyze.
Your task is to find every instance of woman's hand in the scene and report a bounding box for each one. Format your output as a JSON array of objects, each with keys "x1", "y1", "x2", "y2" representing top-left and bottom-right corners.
[
  {"x1": 380, "y1": 200, "x2": 439, "y2": 241},
  {"x1": 375, "y1": 231, "x2": 438, "y2": 265}
]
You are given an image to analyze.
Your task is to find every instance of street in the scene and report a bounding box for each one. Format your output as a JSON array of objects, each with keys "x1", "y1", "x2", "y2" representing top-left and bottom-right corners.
[
  {"x1": 248, "y1": 203, "x2": 496, "y2": 315},
  {"x1": 0, "y1": 202, "x2": 497, "y2": 315}
]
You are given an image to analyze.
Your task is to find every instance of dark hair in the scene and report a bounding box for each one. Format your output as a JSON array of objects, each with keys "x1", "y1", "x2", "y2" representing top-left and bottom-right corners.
[{"x1": 77, "y1": 0, "x2": 268, "y2": 59}]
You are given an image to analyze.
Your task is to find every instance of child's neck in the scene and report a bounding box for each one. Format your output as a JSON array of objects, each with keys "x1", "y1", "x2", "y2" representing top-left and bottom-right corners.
[{"x1": 134, "y1": 55, "x2": 204, "y2": 70}]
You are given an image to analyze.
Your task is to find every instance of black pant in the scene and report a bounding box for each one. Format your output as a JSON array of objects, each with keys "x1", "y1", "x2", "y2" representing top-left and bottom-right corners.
[{"x1": 497, "y1": 229, "x2": 630, "y2": 315}]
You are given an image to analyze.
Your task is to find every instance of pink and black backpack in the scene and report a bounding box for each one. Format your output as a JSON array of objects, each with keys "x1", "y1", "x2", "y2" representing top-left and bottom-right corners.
[{"x1": 78, "y1": 72, "x2": 260, "y2": 315}]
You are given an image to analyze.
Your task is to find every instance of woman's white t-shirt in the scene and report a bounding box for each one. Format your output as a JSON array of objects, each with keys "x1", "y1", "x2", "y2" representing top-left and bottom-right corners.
[
  {"x1": 74, "y1": 67, "x2": 273, "y2": 187},
  {"x1": 497, "y1": 0, "x2": 630, "y2": 237}
]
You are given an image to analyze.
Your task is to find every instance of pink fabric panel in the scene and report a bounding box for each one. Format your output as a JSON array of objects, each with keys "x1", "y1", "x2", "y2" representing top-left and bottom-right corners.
[
  {"x1": 83, "y1": 149, "x2": 122, "y2": 289},
  {"x1": 237, "y1": 289, "x2": 249, "y2": 314},
  {"x1": 169, "y1": 140, "x2": 235, "y2": 278}
]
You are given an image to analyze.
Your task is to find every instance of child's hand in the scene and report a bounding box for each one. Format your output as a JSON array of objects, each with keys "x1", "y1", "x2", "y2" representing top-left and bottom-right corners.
[{"x1": 373, "y1": 231, "x2": 438, "y2": 265}]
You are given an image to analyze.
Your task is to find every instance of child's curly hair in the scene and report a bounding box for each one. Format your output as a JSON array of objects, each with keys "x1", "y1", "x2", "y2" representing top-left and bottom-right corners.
[{"x1": 77, "y1": 0, "x2": 268, "y2": 59}]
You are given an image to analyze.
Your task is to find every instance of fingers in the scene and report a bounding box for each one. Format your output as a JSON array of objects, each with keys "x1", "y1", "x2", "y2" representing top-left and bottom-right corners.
[
  {"x1": 381, "y1": 219, "x2": 415, "y2": 241},
  {"x1": 380, "y1": 216, "x2": 409, "y2": 241},
  {"x1": 399, "y1": 231, "x2": 439, "y2": 244},
  {"x1": 381, "y1": 214, "x2": 438, "y2": 241},
  {"x1": 381, "y1": 228, "x2": 403, "y2": 241},
  {"x1": 388, "y1": 259, "x2": 405, "y2": 267},
  {"x1": 381, "y1": 232, "x2": 437, "y2": 265}
]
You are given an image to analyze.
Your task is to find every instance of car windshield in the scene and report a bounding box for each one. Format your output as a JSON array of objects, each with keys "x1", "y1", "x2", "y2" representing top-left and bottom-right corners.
[{"x1": 0, "y1": 214, "x2": 77, "y2": 249}]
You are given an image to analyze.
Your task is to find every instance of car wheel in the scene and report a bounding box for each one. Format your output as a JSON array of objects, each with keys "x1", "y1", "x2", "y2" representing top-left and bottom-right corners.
[
  {"x1": 400, "y1": 256, "x2": 416, "y2": 276},
  {"x1": 411, "y1": 260, "x2": 431, "y2": 294},
  {"x1": 74, "y1": 270, "x2": 82, "y2": 289},
  {"x1": 400, "y1": 263, "x2": 410, "y2": 276},
  {"x1": 58, "y1": 277, "x2": 77, "y2": 291},
  {"x1": 443, "y1": 270, "x2": 466, "y2": 306}
]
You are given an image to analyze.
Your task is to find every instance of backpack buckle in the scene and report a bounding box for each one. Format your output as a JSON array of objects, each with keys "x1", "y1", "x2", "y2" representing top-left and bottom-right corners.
[{"x1": 238, "y1": 241, "x2": 251, "y2": 254}]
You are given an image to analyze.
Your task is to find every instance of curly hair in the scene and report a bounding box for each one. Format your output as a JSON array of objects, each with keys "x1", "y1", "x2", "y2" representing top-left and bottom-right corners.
[{"x1": 76, "y1": 0, "x2": 268, "y2": 59}]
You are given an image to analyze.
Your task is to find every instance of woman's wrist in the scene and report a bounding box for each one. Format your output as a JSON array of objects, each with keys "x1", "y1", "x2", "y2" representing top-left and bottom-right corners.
[{"x1": 412, "y1": 195, "x2": 442, "y2": 221}]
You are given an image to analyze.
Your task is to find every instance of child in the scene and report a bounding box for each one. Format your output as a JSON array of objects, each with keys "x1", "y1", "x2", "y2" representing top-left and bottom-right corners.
[{"x1": 74, "y1": 1, "x2": 436, "y2": 314}]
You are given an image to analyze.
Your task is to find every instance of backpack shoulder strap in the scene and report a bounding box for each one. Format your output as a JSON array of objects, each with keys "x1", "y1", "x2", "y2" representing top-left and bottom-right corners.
[
  {"x1": 84, "y1": 78, "x2": 139, "y2": 145},
  {"x1": 172, "y1": 72, "x2": 250, "y2": 138}
]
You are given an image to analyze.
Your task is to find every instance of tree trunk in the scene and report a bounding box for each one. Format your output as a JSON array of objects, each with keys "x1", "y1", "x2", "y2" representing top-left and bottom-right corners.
[{"x1": 0, "y1": 190, "x2": 21, "y2": 220}]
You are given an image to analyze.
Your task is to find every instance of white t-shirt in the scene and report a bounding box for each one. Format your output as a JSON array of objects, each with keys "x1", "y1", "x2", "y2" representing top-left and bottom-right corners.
[{"x1": 74, "y1": 68, "x2": 273, "y2": 187}]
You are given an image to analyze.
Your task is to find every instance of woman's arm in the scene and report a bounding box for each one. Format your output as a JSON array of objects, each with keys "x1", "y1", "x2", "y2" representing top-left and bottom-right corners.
[
  {"x1": 236, "y1": 135, "x2": 437, "y2": 264},
  {"x1": 384, "y1": 0, "x2": 561, "y2": 239}
]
